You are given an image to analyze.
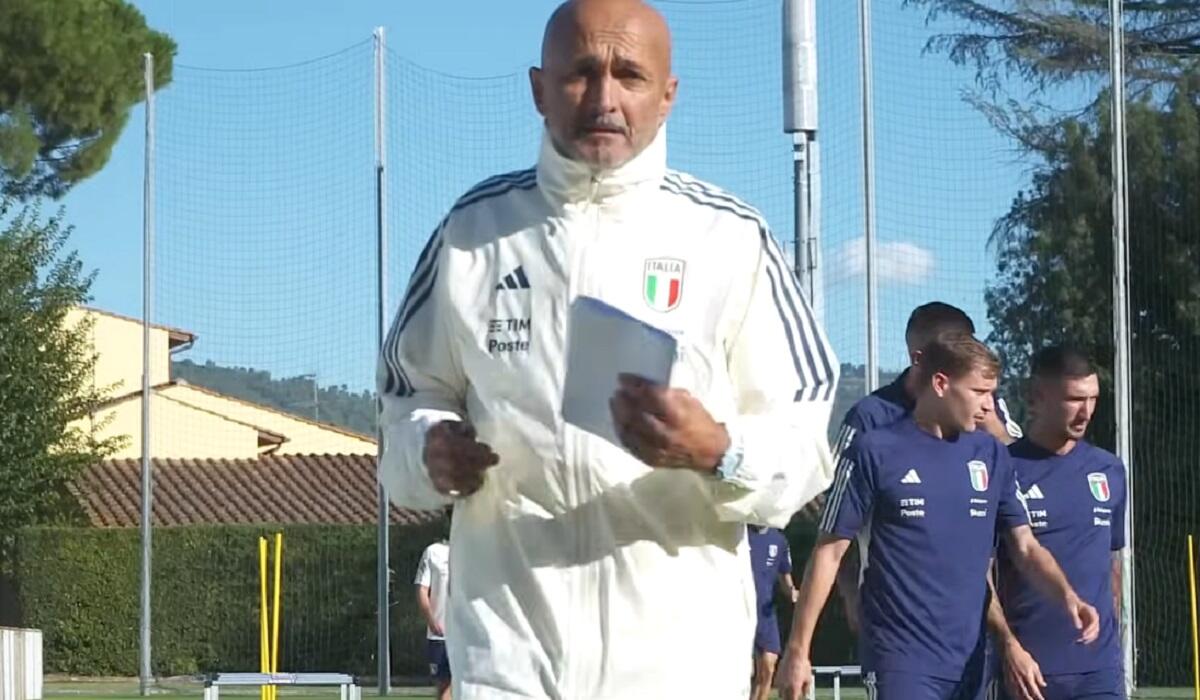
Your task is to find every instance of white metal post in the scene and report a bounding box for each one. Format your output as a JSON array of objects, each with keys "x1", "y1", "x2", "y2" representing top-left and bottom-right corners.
[
  {"x1": 858, "y1": 0, "x2": 879, "y2": 391},
  {"x1": 373, "y1": 26, "x2": 392, "y2": 696},
  {"x1": 139, "y1": 51, "x2": 156, "y2": 698},
  {"x1": 1107, "y1": 0, "x2": 1136, "y2": 693}
]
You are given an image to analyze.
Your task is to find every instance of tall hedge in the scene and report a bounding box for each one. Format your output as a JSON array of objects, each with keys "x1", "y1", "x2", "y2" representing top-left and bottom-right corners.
[
  {"x1": 17, "y1": 521, "x2": 857, "y2": 678},
  {"x1": 15, "y1": 523, "x2": 444, "y2": 677}
]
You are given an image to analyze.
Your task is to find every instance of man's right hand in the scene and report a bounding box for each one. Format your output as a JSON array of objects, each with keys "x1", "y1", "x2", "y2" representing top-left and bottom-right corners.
[
  {"x1": 775, "y1": 649, "x2": 813, "y2": 700},
  {"x1": 423, "y1": 420, "x2": 499, "y2": 497},
  {"x1": 1002, "y1": 640, "x2": 1047, "y2": 700}
]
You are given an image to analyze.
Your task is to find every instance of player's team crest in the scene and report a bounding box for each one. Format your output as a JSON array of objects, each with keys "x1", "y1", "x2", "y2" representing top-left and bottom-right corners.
[
  {"x1": 643, "y1": 258, "x2": 685, "y2": 312},
  {"x1": 1087, "y1": 472, "x2": 1111, "y2": 502},
  {"x1": 967, "y1": 460, "x2": 989, "y2": 492}
]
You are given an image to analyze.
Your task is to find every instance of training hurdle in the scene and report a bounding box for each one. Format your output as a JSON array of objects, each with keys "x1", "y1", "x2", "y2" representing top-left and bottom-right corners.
[
  {"x1": 203, "y1": 673, "x2": 361, "y2": 700},
  {"x1": 807, "y1": 665, "x2": 861, "y2": 700}
]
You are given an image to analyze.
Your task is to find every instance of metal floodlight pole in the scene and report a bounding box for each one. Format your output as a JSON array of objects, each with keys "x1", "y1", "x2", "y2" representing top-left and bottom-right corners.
[{"x1": 782, "y1": 0, "x2": 822, "y2": 321}]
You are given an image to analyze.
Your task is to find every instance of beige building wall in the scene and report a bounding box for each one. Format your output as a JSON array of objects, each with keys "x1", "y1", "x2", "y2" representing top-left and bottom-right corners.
[
  {"x1": 67, "y1": 308, "x2": 174, "y2": 395},
  {"x1": 69, "y1": 305, "x2": 376, "y2": 459},
  {"x1": 72, "y1": 393, "x2": 261, "y2": 459},
  {"x1": 162, "y1": 384, "x2": 376, "y2": 455}
]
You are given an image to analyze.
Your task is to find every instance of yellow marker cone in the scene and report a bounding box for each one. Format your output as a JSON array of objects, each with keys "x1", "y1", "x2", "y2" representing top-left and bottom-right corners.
[
  {"x1": 1188, "y1": 534, "x2": 1199, "y2": 700},
  {"x1": 271, "y1": 533, "x2": 284, "y2": 700},
  {"x1": 259, "y1": 537, "x2": 269, "y2": 700}
]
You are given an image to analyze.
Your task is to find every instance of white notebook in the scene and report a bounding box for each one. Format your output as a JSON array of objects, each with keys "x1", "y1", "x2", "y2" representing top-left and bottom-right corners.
[{"x1": 561, "y1": 296, "x2": 677, "y2": 446}]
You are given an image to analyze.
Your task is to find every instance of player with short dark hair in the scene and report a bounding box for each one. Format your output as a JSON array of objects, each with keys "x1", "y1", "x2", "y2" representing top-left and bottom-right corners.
[{"x1": 990, "y1": 346, "x2": 1127, "y2": 700}]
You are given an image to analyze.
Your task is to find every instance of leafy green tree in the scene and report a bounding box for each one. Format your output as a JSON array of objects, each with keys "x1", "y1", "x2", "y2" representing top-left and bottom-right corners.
[
  {"x1": 0, "y1": 199, "x2": 122, "y2": 545},
  {"x1": 905, "y1": 0, "x2": 1197, "y2": 96},
  {"x1": 0, "y1": 0, "x2": 174, "y2": 198}
]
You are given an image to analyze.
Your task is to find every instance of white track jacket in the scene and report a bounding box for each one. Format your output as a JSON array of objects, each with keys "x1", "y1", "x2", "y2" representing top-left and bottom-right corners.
[{"x1": 378, "y1": 129, "x2": 838, "y2": 699}]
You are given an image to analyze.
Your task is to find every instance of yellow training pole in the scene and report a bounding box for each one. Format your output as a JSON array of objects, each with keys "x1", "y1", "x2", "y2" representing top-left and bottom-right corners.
[
  {"x1": 259, "y1": 537, "x2": 270, "y2": 700},
  {"x1": 271, "y1": 532, "x2": 283, "y2": 700},
  {"x1": 1188, "y1": 534, "x2": 1199, "y2": 700}
]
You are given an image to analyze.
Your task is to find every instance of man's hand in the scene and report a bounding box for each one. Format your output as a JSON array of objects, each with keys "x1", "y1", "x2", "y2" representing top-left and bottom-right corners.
[
  {"x1": 1002, "y1": 640, "x2": 1046, "y2": 700},
  {"x1": 423, "y1": 420, "x2": 499, "y2": 497},
  {"x1": 1067, "y1": 595, "x2": 1101, "y2": 644},
  {"x1": 609, "y1": 374, "x2": 729, "y2": 472},
  {"x1": 775, "y1": 649, "x2": 813, "y2": 700},
  {"x1": 431, "y1": 621, "x2": 445, "y2": 638},
  {"x1": 1005, "y1": 526, "x2": 1100, "y2": 644},
  {"x1": 979, "y1": 401, "x2": 1015, "y2": 445}
]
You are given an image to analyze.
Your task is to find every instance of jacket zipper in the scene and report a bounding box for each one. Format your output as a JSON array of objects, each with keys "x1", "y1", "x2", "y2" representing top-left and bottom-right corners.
[{"x1": 564, "y1": 175, "x2": 603, "y2": 698}]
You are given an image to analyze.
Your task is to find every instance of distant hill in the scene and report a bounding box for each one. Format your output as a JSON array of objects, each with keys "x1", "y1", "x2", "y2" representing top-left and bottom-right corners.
[
  {"x1": 172, "y1": 358, "x2": 900, "y2": 444},
  {"x1": 172, "y1": 359, "x2": 376, "y2": 435}
]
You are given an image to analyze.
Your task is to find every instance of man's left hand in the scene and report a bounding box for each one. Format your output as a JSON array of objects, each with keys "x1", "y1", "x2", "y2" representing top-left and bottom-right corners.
[
  {"x1": 609, "y1": 373, "x2": 729, "y2": 473},
  {"x1": 1066, "y1": 595, "x2": 1101, "y2": 644},
  {"x1": 1002, "y1": 640, "x2": 1046, "y2": 700}
]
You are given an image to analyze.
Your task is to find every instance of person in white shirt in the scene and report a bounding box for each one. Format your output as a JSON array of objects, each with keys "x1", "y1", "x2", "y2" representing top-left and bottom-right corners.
[
  {"x1": 415, "y1": 512, "x2": 452, "y2": 700},
  {"x1": 378, "y1": 1, "x2": 838, "y2": 697}
]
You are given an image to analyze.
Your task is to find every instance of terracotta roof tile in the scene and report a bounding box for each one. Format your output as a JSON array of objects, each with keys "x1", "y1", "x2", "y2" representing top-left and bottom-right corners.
[{"x1": 71, "y1": 455, "x2": 438, "y2": 527}]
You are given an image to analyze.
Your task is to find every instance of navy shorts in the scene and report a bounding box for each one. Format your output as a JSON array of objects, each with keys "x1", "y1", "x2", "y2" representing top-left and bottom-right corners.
[
  {"x1": 426, "y1": 639, "x2": 451, "y2": 682},
  {"x1": 997, "y1": 667, "x2": 1125, "y2": 700},
  {"x1": 973, "y1": 634, "x2": 998, "y2": 700},
  {"x1": 754, "y1": 613, "x2": 782, "y2": 655},
  {"x1": 864, "y1": 671, "x2": 981, "y2": 700}
]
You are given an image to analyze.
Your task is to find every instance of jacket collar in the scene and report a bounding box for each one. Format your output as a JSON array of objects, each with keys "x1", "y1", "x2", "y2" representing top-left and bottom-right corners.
[{"x1": 536, "y1": 125, "x2": 667, "y2": 206}]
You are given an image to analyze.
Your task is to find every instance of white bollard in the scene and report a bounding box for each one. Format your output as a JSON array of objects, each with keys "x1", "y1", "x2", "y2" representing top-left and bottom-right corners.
[{"x1": 0, "y1": 628, "x2": 43, "y2": 700}]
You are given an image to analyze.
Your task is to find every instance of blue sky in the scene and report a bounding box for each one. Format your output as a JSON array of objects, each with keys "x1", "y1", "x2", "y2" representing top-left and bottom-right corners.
[{"x1": 58, "y1": 0, "x2": 1035, "y2": 391}]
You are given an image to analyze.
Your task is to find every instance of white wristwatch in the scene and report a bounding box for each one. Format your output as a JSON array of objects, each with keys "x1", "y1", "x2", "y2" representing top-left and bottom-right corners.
[{"x1": 713, "y1": 426, "x2": 745, "y2": 482}]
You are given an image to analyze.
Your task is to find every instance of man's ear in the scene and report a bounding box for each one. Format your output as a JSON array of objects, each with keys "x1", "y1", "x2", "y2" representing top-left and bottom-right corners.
[
  {"x1": 530, "y1": 67, "x2": 546, "y2": 116},
  {"x1": 658, "y1": 75, "x2": 678, "y2": 126},
  {"x1": 1026, "y1": 380, "x2": 1044, "y2": 419},
  {"x1": 931, "y1": 371, "x2": 949, "y2": 398}
]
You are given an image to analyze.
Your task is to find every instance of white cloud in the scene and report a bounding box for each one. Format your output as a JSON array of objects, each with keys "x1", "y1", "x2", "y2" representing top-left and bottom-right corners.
[{"x1": 827, "y1": 237, "x2": 934, "y2": 285}]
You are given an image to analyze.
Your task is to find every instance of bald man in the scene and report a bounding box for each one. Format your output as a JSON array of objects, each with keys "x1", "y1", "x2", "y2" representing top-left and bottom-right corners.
[{"x1": 378, "y1": 1, "x2": 839, "y2": 697}]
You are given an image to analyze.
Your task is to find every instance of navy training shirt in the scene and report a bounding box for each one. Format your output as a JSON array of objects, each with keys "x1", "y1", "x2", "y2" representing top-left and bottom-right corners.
[
  {"x1": 819, "y1": 418, "x2": 1030, "y2": 679},
  {"x1": 749, "y1": 526, "x2": 792, "y2": 621},
  {"x1": 997, "y1": 439, "x2": 1126, "y2": 675}
]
